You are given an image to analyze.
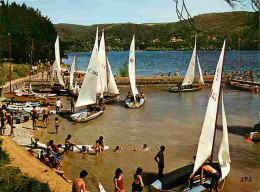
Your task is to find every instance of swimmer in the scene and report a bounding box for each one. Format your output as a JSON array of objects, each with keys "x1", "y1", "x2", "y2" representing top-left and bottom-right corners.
[{"x1": 114, "y1": 146, "x2": 122, "y2": 153}]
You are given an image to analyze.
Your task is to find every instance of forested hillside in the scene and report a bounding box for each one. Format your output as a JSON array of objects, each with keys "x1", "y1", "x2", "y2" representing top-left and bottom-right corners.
[
  {"x1": 0, "y1": 2, "x2": 57, "y2": 63},
  {"x1": 56, "y1": 11, "x2": 259, "y2": 52}
]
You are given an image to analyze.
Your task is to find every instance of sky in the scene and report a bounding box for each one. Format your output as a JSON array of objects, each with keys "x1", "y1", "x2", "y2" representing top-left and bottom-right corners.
[{"x1": 8, "y1": 0, "x2": 247, "y2": 26}]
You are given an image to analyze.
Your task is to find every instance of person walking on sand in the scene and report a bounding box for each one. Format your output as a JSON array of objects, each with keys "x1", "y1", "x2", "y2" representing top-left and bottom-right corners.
[
  {"x1": 72, "y1": 170, "x2": 89, "y2": 192},
  {"x1": 31, "y1": 106, "x2": 38, "y2": 130},
  {"x1": 8, "y1": 111, "x2": 14, "y2": 137},
  {"x1": 1, "y1": 105, "x2": 7, "y2": 135},
  {"x1": 71, "y1": 97, "x2": 75, "y2": 113},
  {"x1": 55, "y1": 117, "x2": 59, "y2": 134},
  {"x1": 132, "y1": 167, "x2": 144, "y2": 192},
  {"x1": 114, "y1": 168, "x2": 124, "y2": 192},
  {"x1": 154, "y1": 146, "x2": 165, "y2": 178},
  {"x1": 56, "y1": 98, "x2": 62, "y2": 114},
  {"x1": 43, "y1": 104, "x2": 50, "y2": 128}
]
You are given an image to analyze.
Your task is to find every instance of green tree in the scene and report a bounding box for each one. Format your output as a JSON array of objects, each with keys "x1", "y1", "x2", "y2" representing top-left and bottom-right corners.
[{"x1": 118, "y1": 61, "x2": 128, "y2": 77}]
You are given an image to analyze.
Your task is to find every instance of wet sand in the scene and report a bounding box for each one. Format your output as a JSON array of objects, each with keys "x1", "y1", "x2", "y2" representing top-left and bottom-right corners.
[{"x1": 33, "y1": 86, "x2": 259, "y2": 192}]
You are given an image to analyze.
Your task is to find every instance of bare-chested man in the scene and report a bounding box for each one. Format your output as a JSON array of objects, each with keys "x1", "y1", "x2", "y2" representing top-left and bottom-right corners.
[
  {"x1": 201, "y1": 164, "x2": 221, "y2": 192},
  {"x1": 154, "y1": 145, "x2": 165, "y2": 178},
  {"x1": 72, "y1": 170, "x2": 89, "y2": 192},
  {"x1": 43, "y1": 104, "x2": 50, "y2": 128},
  {"x1": 1, "y1": 105, "x2": 7, "y2": 135},
  {"x1": 31, "y1": 106, "x2": 38, "y2": 130}
]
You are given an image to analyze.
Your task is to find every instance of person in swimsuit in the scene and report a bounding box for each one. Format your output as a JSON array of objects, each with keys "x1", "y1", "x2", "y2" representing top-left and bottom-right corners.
[
  {"x1": 8, "y1": 111, "x2": 14, "y2": 137},
  {"x1": 52, "y1": 163, "x2": 71, "y2": 183},
  {"x1": 114, "y1": 168, "x2": 124, "y2": 192},
  {"x1": 114, "y1": 146, "x2": 122, "y2": 153},
  {"x1": 72, "y1": 170, "x2": 89, "y2": 192},
  {"x1": 31, "y1": 106, "x2": 38, "y2": 130},
  {"x1": 154, "y1": 145, "x2": 165, "y2": 178},
  {"x1": 132, "y1": 167, "x2": 144, "y2": 192},
  {"x1": 98, "y1": 136, "x2": 105, "y2": 152},
  {"x1": 42, "y1": 105, "x2": 50, "y2": 128},
  {"x1": 1, "y1": 105, "x2": 7, "y2": 135},
  {"x1": 55, "y1": 117, "x2": 59, "y2": 134},
  {"x1": 64, "y1": 134, "x2": 75, "y2": 153},
  {"x1": 71, "y1": 97, "x2": 75, "y2": 113}
]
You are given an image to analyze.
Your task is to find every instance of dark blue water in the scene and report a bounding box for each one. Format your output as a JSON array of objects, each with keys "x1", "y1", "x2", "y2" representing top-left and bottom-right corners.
[{"x1": 63, "y1": 51, "x2": 260, "y2": 77}]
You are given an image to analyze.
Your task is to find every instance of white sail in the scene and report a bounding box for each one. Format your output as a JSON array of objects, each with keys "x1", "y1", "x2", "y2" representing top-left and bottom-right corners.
[
  {"x1": 54, "y1": 36, "x2": 65, "y2": 86},
  {"x1": 182, "y1": 36, "x2": 196, "y2": 86},
  {"x1": 129, "y1": 35, "x2": 138, "y2": 100},
  {"x1": 98, "y1": 31, "x2": 108, "y2": 96},
  {"x1": 70, "y1": 56, "x2": 76, "y2": 90},
  {"x1": 218, "y1": 91, "x2": 231, "y2": 179},
  {"x1": 50, "y1": 60, "x2": 57, "y2": 86},
  {"x1": 192, "y1": 39, "x2": 226, "y2": 175},
  {"x1": 75, "y1": 28, "x2": 100, "y2": 108},
  {"x1": 107, "y1": 58, "x2": 119, "y2": 95},
  {"x1": 197, "y1": 56, "x2": 204, "y2": 84}
]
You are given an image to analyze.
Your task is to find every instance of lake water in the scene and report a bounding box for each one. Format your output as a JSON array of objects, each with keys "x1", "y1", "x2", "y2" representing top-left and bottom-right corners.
[
  {"x1": 37, "y1": 85, "x2": 260, "y2": 192},
  {"x1": 63, "y1": 51, "x2": 260, "y2": 78}
]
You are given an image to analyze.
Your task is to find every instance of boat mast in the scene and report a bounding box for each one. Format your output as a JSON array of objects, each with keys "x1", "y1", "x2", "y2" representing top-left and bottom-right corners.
[
  {"x1": 237, "y1": 36, "x2": 241, "y2": 81},
  {"x1": 210, "y1": 39, "x2": 226, "y2": 162},
  {"x1": 8, "y1": 33, "x2": 12, "y2": 92},
  {"x1": 29, "y1": 38, "x2": 34, "y2": 95}
]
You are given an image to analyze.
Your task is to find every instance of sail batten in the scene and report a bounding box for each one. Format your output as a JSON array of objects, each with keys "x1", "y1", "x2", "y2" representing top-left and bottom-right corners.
[
  {"x1": 129, "y1": 35, "x2": 138, "y2": 100},
  {"x1": 75, "y1": 28, "x2": 100, "y2": 108},
  {"x1": 70, "y1": 56, "x2": 76, "y2": 90},
  {"x1": 192, "y1": 39, "x2": 226, "y2": 175},
  {"x1": 182, "y1": 36, "x2": 196, "y2": 86}
]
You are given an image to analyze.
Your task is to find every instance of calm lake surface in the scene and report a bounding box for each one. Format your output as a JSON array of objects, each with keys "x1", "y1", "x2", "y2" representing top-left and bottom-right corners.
[
  {"x1": 38, "y1": 86, "x2": 260, "y2": 192},
  {"x1": 63, "y1": 51, "x2": 260, "y2": 77}
]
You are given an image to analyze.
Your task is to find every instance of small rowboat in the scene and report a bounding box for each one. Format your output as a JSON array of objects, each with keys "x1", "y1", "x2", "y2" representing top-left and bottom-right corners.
[{"x1": 229, "y1": 80, "x2": 259, "y2": 92}]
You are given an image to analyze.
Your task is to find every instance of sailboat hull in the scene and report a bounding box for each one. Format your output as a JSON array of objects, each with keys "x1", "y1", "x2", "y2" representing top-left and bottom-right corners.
[
  {"x1": 3, "y1": 92, "x2": 56, "y2": 104},
  {"x1": 229, "y1": 80, "x2": 260, "y2": 92},
  {"x1": 125, "y1": 98, "x2": 146, "y2": 108},
  {"x1": 70, "y1": 110, "x2": 103, "y2": 123},
  {"x1": 151, "y1": 162, "x2": 224, "y2": 192},
  {"x1": 169, "y1": 84, "x2": 205, "y2": 93}
]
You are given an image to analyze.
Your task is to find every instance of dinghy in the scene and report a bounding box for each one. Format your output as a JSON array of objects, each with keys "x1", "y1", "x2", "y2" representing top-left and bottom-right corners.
[
  {"x1": 31, "y1": 138, "x2": 109, "y2": 152},
  {"x1": 125, "y1": 35, "x2": 146, "y2": 108},
  {"x1": 151, "y1": 39, "x2": 231, "y2": 192},
  {"x1": 51, "y1": 36, "x2": 65, "y2": 91},
  {"x1": 70, "y1": 28, "x2": 105, "y2": 123},
  {"x1": 170, "y1": 36, "x2": 205, "y2": 92}
]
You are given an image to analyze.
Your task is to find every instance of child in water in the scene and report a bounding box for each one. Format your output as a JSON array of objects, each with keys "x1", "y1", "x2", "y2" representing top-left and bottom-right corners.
[
  {"x1": 80, "y1": 146, "x2": 89, "y2": 154},
  {"x1": 114, "y1": 146, "x2": 122, "y2": 153},
  {"x1": 94, "y1": 140, "x2": 100, "y2": 156}
]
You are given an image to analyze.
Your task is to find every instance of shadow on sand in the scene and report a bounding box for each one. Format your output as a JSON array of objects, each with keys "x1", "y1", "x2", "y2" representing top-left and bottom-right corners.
[{"x1": 217, "y1": 125, "x2": 253, "y2": 138}]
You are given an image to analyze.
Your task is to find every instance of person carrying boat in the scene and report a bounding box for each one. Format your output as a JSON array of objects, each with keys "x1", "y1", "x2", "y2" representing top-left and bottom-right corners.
[
  {"x1": 132, "y1": 167, "x2": 144, "y2": 192},
  {"x1": 0, "y1": 105, "x2": 7, "y2": 135},
  {"x1": 98, "y1": 136, "x2": 105, "y2": 152},
  {"x1": 31, "y1": 106, "x2": 38, "y2": 130},
  {"x1": 154, "y1": 146, "x2": 165, "y2": 178},
  {"x1": 72, "y1": 170, "x2": 89, "y2": 192},
  {"x1": 43, "y1": 104, "x2": 50, "y2": 128},
  {"x1": 64, "y1": 134, "x2": 76, "y2": 153},
  {"x1": 200, "y1": 164, "x2": 220, "y2": 192}
]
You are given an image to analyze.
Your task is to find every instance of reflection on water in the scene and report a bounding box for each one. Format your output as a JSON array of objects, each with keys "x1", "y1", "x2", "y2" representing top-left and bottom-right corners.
[{"x1": 39, "y1": 86, "x2": 259, "y2": 192}]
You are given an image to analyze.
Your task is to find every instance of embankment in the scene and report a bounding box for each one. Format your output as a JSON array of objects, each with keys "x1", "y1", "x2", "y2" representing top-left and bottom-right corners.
[{"x1": 0, "y1": 136, "x2": 71, "y2": 192}]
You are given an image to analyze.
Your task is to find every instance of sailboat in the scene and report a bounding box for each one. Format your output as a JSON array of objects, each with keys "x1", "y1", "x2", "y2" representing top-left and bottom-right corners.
[
  {"x1": 69, "y1": 56, "x2": 80, "y2": 96},
  {"x1": 169, "y1": 36, "x2": 204, "y2": 92},
  {"x1": 70, "y1": 28, "x2": 105, "y2": 123},
  {"x1": 229, "y1": 36, "x2": 260, "y2": 92},
  {"x1": 125, "y1": 35, "x2": 146, "y2": 108},
  {"x1": 51, "y1": 36, "x2": 65, "y2": 91},
  {"x1": 151, "y1": 39, "x2": 231, "y2": 191}
]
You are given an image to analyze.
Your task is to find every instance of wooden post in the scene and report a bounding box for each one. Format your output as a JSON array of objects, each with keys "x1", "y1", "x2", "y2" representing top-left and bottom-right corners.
[{"x1": 8, "y1": 33, "x2": 12, "y2": 92}]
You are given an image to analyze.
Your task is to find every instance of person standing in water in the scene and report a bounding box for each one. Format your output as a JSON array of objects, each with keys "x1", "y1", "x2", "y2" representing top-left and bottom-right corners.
[
  {"x1": 132, "y1": 167, "x2": 144, "y2": 192},
  {"x1": 72, "y1": 170, "x2": 89, "y2": 192},
  {"x1": 154, "y1": 146, "x2": 165, "y2": 178},
  {"x1": 114, "y1": 168, "x2": 124, "y2": 192}
]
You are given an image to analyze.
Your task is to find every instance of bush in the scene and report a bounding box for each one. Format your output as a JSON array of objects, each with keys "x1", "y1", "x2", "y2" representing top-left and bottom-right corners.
[{"x1": 118, "y1": 61, "x2": 128, "y2": 77}]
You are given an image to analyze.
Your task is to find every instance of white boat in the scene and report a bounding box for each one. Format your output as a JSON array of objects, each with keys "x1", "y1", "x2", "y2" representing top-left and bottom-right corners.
[
  {"x1": 69, "y1": 55, "x2": 76, "y2": 91},
  {"x1": 151, "y1": 39, "x2": 231, "y2": 191},
  {"x1": 70, "y1": 28, "x2": 104, "y2": 123},
  {"x1": 31, "y1": 139, "x2": 109, "y2": 152},
  {"x1": 125, "y1": 35, "x2": 146, "y2": 108},
  {"x1": 51, "y1": 36, "x2": 65, "y2": 91},
  {"x1": 170, "y1": 36, "x2": 205, "y2": 92}
]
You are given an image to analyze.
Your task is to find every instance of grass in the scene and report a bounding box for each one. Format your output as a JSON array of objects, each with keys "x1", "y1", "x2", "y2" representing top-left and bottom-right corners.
[
  {"x1": 0, "y1": 139, "x2": 50, "y2": 192},
  {"x1": 0, "y1": 63, "x2": 31, "y2": 86}
]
